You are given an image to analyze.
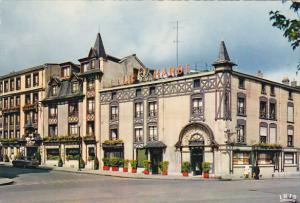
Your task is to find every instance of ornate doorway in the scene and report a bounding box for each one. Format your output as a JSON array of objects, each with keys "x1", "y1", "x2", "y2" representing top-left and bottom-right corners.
[{"x1": 189, "y1": 134, "x2": 204, "y2": 175}]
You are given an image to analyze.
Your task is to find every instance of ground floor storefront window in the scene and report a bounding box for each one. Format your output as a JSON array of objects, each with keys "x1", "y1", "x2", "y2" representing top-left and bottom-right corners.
[
  {"x1": 257, "y1": 152, "x2": 274, "y2": 165},
  {"x1": 284, "y1": 152, "x2": 296, "y2": 165},
  {"x1": 104, "y1": 148, "x2": 123, "y2": 159},
  {"x1": 233, "y1": 152, "x2": 250, "y2": 165},
  {"x1": 66, "y1": 148, "x2": 80, "y2": 160},
  {"x1": 46, "y1": 148, "x2": 59, "y2": 160},
  {"x1": 88, "y1": 147, "x2": 95, "y2": 161},
  {"x1": 136, "y1": 148, "x2": 147, "y2": 168}
]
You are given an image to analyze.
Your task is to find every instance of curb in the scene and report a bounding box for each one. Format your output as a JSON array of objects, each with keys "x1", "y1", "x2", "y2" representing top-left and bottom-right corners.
[{"x1": 0, "y1": 178, "x2": 14, "y2": 186}]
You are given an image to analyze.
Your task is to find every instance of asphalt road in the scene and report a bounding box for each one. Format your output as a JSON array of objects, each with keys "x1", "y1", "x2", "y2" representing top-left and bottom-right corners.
[{"x1": 0, "y1": 165, "x2": 299, "y2": 203}]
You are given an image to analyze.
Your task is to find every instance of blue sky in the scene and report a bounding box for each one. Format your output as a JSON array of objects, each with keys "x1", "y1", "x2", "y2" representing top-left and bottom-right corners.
[{"x1": 0, "y1": 1, "x2": 299, "y2": 82}]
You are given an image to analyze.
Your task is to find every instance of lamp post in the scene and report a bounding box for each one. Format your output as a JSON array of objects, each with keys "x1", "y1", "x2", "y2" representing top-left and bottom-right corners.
[{"x1": 78, "y1": 123, "x2": 81, "y2": 171}]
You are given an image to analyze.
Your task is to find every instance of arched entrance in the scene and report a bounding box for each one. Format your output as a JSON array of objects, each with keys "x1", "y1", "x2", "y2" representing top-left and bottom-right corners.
[{"x1": 175, "y1": 122, "x2": 218, "y2": 175}]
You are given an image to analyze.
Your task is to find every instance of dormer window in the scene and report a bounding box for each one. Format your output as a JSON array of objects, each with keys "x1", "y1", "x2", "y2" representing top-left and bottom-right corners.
[
  {"x1": 16, "y1": 78, "x2": 21, "y2": 90},
  {"x1": 71, "y1": 82, "x2": 79, "y2": 93},
  {"x1": 261, "y1": 83, "x2": 266, "y2": 94},
  {"x1": 91, "y1": 60, "x2": 96, "y2": 69},
  {"x1": 238, "y1": 78, "x2": 245, "y2": 89},
  {"x1": 193, "y1": 79, "x2": 200, "y2": 88},
  {"x1": 62, "y1": 67, "x2": 71, "y2": 78},
  {"x1": 51, "y1": 85, "x2": 58, "y2": 96},
  {"x1": 136, "y1": 88, "x2": 142, "y2": 97},
  {"x1": 270, "y1": 85, "x2": 275, "y2": 96},
  {"x1": 25, "y1": 75, "x2": 31, "y2": 88},
  {"x1": 112, "y1": 92, "x2": 117, "y2": 100},
  {"x1": 150, "y1": 86, "x2": 156, "y2": 95},
  {"x1": 10, "y1": 79, "x2": 14, "y2": 91}
]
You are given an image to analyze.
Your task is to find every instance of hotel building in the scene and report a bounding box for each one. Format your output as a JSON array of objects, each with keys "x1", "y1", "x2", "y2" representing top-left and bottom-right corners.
[{"x1": 0, "y1": 33, "x2": 299, "y2": 177}]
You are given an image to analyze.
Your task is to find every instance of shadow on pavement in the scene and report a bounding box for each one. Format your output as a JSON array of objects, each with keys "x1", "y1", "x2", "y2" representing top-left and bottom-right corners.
[{"x1": 0, "y1": 165, "x2": 52, "y2": 179}]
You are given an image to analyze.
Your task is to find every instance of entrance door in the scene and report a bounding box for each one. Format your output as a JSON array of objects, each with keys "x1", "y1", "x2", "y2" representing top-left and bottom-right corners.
[
  {"x1": 26, "y1": 147, "x2": 38, "y2": 159},
  {"x1": 150, "y1": 149, "x2": 162, "y2": 174},
  {"x1": 190, "y1": 147, "x2": 203, "y2": 175}
]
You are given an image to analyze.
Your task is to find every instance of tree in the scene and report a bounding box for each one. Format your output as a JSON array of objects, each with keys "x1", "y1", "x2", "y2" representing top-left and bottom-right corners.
[{"x1": 269, "y1": 1, "x2": 300, "y2": 72}]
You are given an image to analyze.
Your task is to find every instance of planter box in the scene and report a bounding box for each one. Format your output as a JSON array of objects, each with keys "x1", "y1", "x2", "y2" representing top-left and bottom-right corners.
[
  {"x1": 162, "y1": 171, "x2": 168, "y2": 176},
  {"x1": 123, "y1": 168, "x2": 128, "y2": 172},
  {"x1": 182, "y1": 172, "x2": 189, "y2": 177},
  {"x1": 103, "y1": 166, "x2": 110, "y2": 171},
  {"x1": 112, "y1": 166, "x2": 119, "y2": 171},
  {"x1": 131, "y1": 168, "x2": 137, "y2": 173},
  {"x1": 203, "y1": 172, "x2": 209, "y2": 178},
  {"x1": 144, "y1": 170, "x2": 149, "y2": 175}
]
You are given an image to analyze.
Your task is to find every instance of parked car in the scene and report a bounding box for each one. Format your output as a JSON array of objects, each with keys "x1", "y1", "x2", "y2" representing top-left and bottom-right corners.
[{"x1": 12, "y1": 157, "x2": 39, "y2": 168}]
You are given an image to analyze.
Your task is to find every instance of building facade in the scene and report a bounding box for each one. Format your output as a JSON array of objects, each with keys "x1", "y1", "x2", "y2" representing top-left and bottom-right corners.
[{"x1": 0, "y1": 34, "x2": 299, "y2": 177}]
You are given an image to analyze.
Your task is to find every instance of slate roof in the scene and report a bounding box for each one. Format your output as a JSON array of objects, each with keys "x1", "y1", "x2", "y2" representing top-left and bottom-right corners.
[{"x1": 213, "y1": 41, "x2": 236, "y2": 66}]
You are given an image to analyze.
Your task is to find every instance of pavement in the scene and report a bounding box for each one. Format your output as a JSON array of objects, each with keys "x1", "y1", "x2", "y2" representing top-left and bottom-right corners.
[
  {"x1": 1, "y1": 165, "x2": 300, "y2": 203},
  {"x1": 0, "y1": 178, "x2": 14, "y2": 185}
]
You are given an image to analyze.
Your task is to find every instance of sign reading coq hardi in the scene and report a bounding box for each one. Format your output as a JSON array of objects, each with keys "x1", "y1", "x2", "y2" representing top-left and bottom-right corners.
[{"x1": 119, "y1": 64, "x2": 190, "y2": 85}]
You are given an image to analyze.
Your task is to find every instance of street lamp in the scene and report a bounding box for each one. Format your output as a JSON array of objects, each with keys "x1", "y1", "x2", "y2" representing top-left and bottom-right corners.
[{"x1": 78, "y1": 123, "x2": 81, "y2": 171}]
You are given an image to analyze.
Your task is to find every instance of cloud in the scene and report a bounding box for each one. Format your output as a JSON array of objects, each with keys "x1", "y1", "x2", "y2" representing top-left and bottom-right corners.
[{"x1": 0, "y1": 0, "x2": 299, "y2": 81}]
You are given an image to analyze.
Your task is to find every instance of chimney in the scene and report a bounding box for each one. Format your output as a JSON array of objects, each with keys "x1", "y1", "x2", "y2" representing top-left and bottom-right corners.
[
  {"x1": 291, "y1": 80, "x2": 297, "y2": 87},
  {"x1": 282, "y1": 76, "x2": 290, "y2": 86},
  {"x1": 256, "y1": 70, "x2": 263, "y2": 78}
]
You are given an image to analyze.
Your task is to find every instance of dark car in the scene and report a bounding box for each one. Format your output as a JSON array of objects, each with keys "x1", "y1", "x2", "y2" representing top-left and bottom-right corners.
[{"x1": 12, "y1": 157, "x2": 39, "y2": 168}]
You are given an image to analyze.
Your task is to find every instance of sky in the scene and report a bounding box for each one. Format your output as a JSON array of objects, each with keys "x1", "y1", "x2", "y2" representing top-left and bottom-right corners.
[{"x1": 0, "y1": 1, "x2": 299, "y2": 83}]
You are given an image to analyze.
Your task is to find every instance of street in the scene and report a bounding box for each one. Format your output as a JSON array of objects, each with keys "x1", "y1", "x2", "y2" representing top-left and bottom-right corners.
[{"x1": 0, "y1": 165, "x2": 299, "y2": 203}]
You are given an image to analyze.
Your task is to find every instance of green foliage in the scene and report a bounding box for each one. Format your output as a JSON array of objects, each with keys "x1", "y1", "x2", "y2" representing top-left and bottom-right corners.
[
  {"x1": 66, "y1": 154, "x2": 80, "y2": 160},
  {"x1": 58, "y1": 157, "x2": 63, "y2": 167},
  {"x1": 123, "y1": 159, "x2": 129, "y2": 168},
  {"x1": 181, "y1": 161, "x2": 190, "y2": 173},
  {"x1": 4, "y1": 154, "x2": 9, "y2": 162},
  {"x1": 103, "y1": 140, "x2": 124, "y2": 145},
  {"x1": 102, "y1": 157, "x2": 110, "y2": 166},
  {"x1": 110, "y1": 157, "x2": 122, "y2": 167},
  {"x1": 43, "y1": 135, "x2": 80, "y2": 142},
  {"x1": 80, "y1": 157, "x2": 85, "y2": 169},
  {"x1": 159, "y1": 161, "x2": 169, "y2": 172},
  {"x1": 130, "y1": 160, "x2": 138, "y2": 169},
  {"x1": 34, "y1": 149, "x2": 41, "y2": 164},
  {"x1": 202, "y1": 162, "x2": 211, "y2": 173},
  {"x1": 143, "y1": 160, "x2": 151, "y2": 170},
  {"x1": 47, "y1": 154, "x2": 59, "y2": 160},
  {"x1": 252, "y1": 143, "x2": 282, "y2": 149},
  {"x1": 94, "y1": 156, "x2": 99, "y2": 170}
]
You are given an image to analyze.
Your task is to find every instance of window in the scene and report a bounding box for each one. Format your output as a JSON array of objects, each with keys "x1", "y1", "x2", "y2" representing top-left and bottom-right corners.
[
  {"x1": 237, "y1": 124, "x2": 245, "y2": 143},
  {"x1": 49, "y1": 125, "x2": 58, "y2": 137},
  {"x1": 16, "y1": 130, "x2": 20, "y2": 138},
  {"x1": 49, "y1": 105, "x2": 57, "y2": 118},
  {"x1": 284, "y1": 152, "x2": 295, "y2": 165},
  {"x1": 16, "y1": 96, "x2": 20, "y2": 107},
  {"x1": 16, "y1": 78, "x2": 21, "y2": 90},
  {"x1": 134, "y1": 127, "x2": 143, "y2": 142},
  {"x1": 87, "y1": 99, "x2": 95, "y2": 114},
  {"x1": 287, "y1": 126, "x2": 294, "y2": 147},
  {"x1": 25, "y1": 94, "x2": 31, "y2": 105},
  {"x1": 88, "y1": 147, "x2": 95, "y2": 160},
  {"x1": 261, "y1": 83, "x2": 266, "y2": 94},
  {"x1": 69, "y1": 124, "x2": 78, "y2": 136},
  {"x1": 150, "y1": 86, "x2": 156, "y2": 95},
  {"x1": 87, "y1": 78, "x2": 95, "y2": 90},
  {"x1": 259, "y1": 100, "x2": 267, "y2": 119},
  {"x1": 25, "y1": 75, "x2": 31, "y2": 88},
  {"x1": 148, "y1": 125, "x2": 158, "y2": 141},
  {"x1": 33, "y1": 73, "x2": 39, "y2": 86},
  {"x1": 270, "y1": 85, "x2": 275, "y2": 96},
  {"x1": 238, "y1": 78, "x2": 245, "y2": 89},
  {"x1": 51, "y1": 85, "x2": 58, "y2": 96},
  {"x1": 0, "y1": 81, "x2": 2, "y2": 93},
  {"x1": 33, "y1": 112, "x2": 38, "y2": 123},
  {"x1": 110, "y1": 128, "x2": 118, "y2": 140},
  {"x1": 257, "y1": 152, "x2": 274, "y2": 165},
  {"x1": 66, "y1": 148, "x2": 80, "y2": 160},
  {"x1": 9, "y1": 115, "x2": 14, "y2": 125},
  {"x1": 63, "y1": 67, "x2": 71, "y2": 78},
  {"x1": 269, "y1": 125, "x2": 277, "y2": 144},
  {"x1": 288, "y1": 91, "x2": 293, "y2": 100},
  {"x1": 71, "y1": 82, "x2": 79, "y2": 93},
  {"x1": 33, "y1": 93, "x2": 39, "y2": 104},
  {"x1": 135, "y1": 102, "x2": 143, "y2": 118},
  {"x1": 148, "y1": 101, "x2": 157, "y2": 117},
  {"x1": 46, "y1": 148, "x2": 59, "y2": 160},
  {"x1": 287, "y1": 103, "x2": 294, "y2": 123},
  {"x1": 269, "y1": 101, "x2": 276, "y2": 120},
  {"x1": 3, "y1": 98, "x2": 8, "y2": 109},
  {"x1": 136, "y1": 149, "x2": 147, "y2": 168},
  {"x1": 90, "y1": 60, "x2": 96, "y2": 69},
  {"x1": 136, "y1": 88, "x2": 142, "y2": 97},
  {"x1": 193, "y1": 79, "x2": 200, "y2": 88},
  {"x1": 69, "y1": 102, "x2": 78, "y2": 116},
  {"x1": 260, "y1": 124, "x2": 267, "y2": 143},
  {"x1": 16, "y1": 114, "x2": 20, "y2": 125},
  {"x1": 9, "y1": 97, "x2": 14, "y2": 108},
  {"x1": 4, "y1": 81, "x2": 8, "y2": 92},
  {"x1": 192, "y1": 98, "x2": 203, "y2": 114},
  {"x1": 25, "y1": 112, "x2": 32, "y2": 124},
  {"x1": 87, "y1": 122, "x2": 94, "y2": 136},
  {"x1": 111, "y1": 92, "x2": 117, "y2": 100},
  {"x1": 110, "y1": 106, "x2": 118, "y2": 120},
  {"x1": 10, "y1": 79, "x2": 14, "y2": 91},
  {"x1": 233, "y1": 152, "x2": 250, "y2": 165},
  {"x1": 237, "y1": 97, "x2": 245, "y2": 115},
  {"x1": 9, "y1": 131, "x2": 14, "y2": 139}
]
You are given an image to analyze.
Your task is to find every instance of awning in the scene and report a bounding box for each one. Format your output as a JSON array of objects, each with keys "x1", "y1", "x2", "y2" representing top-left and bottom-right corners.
[{"x1": 144, "y1": 141, "x2": 167, "y2": 149}]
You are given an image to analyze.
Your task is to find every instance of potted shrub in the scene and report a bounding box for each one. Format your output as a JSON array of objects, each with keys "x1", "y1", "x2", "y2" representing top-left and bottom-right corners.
[
  {"x1": 143, "y1": 160, "x2": 151, "y2": 175},
  {"x1": 102, "y1": 157, "x2": 110, "y2": 171},
  {"x1": 130, "y1": 160, "x2": 138, "y2": 173},
  {"x1": 110, "y1": 157, "x2": 121, "y2": 171},
  {"x1": 58, "y1": 157, "x2": 63, "y2": 167},
  {"x1": 161, "y1": 161, "x2": 169, "y2": 176},
  {"x1": 202, "y1": 162, "x2": 211, "y2": 178},
  {"x1": 94, "y1": 156, "x2": 99, "y2": 170},
  {"x1": 123, "y1": 159, "x2": 129, "y2": 172},
  {"x1": 181, "y1": 161, "x2": 190, "y2": 177},
  {"x1": 4, "y1": 154, "x2": 9, "y2": 162}
]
